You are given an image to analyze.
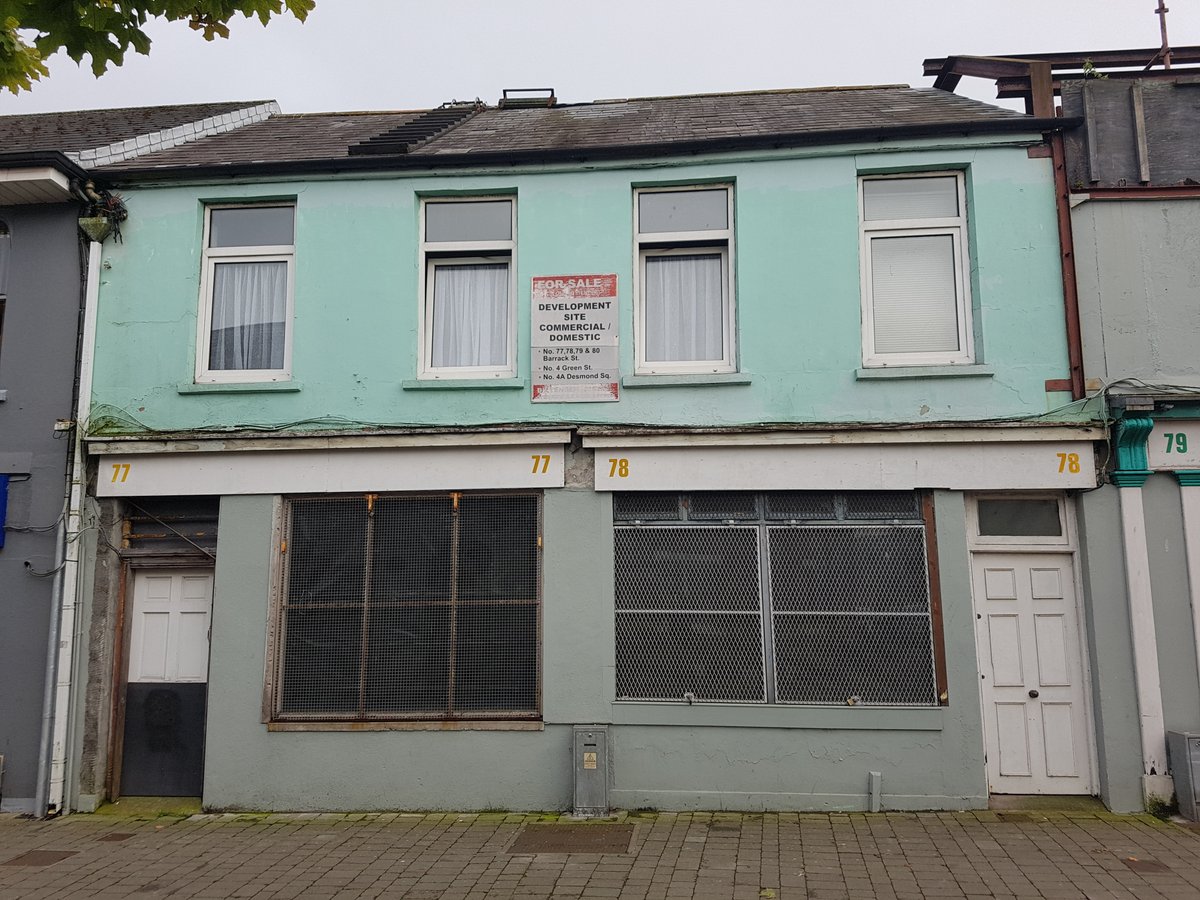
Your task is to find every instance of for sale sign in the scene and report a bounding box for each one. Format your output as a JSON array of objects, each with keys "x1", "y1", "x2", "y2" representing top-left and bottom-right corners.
[{"x1": 531, "y1": 275, "x2": 619, "y2": 403}]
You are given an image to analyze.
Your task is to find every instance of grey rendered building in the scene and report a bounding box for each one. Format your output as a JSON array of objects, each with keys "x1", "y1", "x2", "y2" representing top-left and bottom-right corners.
[
  {"x1": 927, "y1": 47, "x2": 1200, "y2": 813},
  {"x1": 0, "y1": 102, "x2": 277, "y2": 814}
]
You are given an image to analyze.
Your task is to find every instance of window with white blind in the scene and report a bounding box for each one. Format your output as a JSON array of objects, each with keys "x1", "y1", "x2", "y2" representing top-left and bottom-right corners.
[
  {"x1": 859, "y1": 174, "x2": 974, "y2": 367},
  {"x1": 613, "y1": 491, "x2": 945, "y2": 707},
  {"x1": 273, "y1": 492, "x2": 541, "y2": 722},
  {"x1": 420, "y1": 198, "x2": 516, "y2": 379},
  {"x1": 197, "y1": 204, "x2": 295, "y2": 383},
  {"x1": 634, "y1": 186, "x2": 736, "y2": 374}
]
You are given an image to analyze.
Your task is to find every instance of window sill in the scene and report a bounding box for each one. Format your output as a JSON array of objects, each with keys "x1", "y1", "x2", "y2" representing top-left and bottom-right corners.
[
  {"x1": 855, "y1": 365, "x2": 994, "y2": 381},
  {"x1": 179, "y1": 381, "x2": 301, "y2": 394},
  {"x1": 267, "y1": 719, "x2": 544, "y2": 732},
  {"x1": 622, "y1": 373, "x2": 752, "y2": 388},
  {"x1": 611, "y1": 702, "x2": 943, "y2": 731},
  {"x1": 402, "y1": 377, "x2": 526, "y2": 391}
]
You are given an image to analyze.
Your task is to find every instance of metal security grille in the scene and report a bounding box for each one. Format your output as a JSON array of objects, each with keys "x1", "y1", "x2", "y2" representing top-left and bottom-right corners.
[
  {"x1": 613, "y1": 491, "x2": 938, "y2": 706},
  {"x1": 277, "y1": 492, "x2": 540, "y2": 721},
  {"x1": 614, "y1": 527, "x2": 765, "y2": 701}
]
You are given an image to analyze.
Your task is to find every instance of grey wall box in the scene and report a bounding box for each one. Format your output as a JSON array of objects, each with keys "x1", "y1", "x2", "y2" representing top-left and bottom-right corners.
[
  {"x1": 573, "y1": 725, "x2": 608, "y2": 817},
  {"x1": 1167, "y1": 731, "x2": 1200, "y2": 821}
]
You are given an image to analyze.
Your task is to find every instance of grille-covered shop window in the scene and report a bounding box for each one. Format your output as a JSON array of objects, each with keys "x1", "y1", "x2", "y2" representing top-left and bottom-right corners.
[
  {"x1": 275, "y1": 492, "x2": 541, "y2": 721},
  {"x1": 614, "y1": 491, "x2": 941, "y2": 706}
]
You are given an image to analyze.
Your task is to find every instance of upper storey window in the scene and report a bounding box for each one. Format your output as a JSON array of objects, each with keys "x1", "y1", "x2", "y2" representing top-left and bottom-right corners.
[
  {"x1": 419, "y1": 198, "x2": 516, "y2": 379},
  {"x1": 197, "y1": 205, "x2": 295, "y2": 383},
  {"x1": 634, "y1": 186, "x2": 736, "y2": 375},
  {"x1": 859, "y1": 174, "x2": 974, "y2": 367}
]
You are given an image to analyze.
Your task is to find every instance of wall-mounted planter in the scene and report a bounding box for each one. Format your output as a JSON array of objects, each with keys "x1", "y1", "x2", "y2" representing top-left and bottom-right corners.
[{"x1": 78, "y1": 216, "x2": 113, "y2": 243}]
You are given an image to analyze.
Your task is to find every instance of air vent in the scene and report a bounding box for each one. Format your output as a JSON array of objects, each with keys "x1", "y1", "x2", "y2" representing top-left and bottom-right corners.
[{"x1": 349, "y1": 103, "x2": 481, "y2": 156}]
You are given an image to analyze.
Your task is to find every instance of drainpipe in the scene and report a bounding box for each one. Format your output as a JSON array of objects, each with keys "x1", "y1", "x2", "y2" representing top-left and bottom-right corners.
[
  {"x1": 34, "y1": 239, "x2": 102, "y2": 816},
  {"x1": 1027, "y1": 59, "x2": 1087, "y2": 402},
  {"x1": 1049, "y1": 130, "x2": 1086, "y2": 401},
  {"x1": 33, "y1": 498, "x2": 68, "y2": 817}
]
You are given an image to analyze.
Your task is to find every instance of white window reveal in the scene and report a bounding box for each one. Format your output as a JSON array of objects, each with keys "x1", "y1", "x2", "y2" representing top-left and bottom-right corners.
[
  {"x1": 420, "y1": 198, "x2": 516, "y2": 378},
  {"x1": 197, "y1": 204, "x2": 295, "y2": 383},
  {"x1": 634, "y1": 186, "x2": 735, "y2": 375},
  {"x1": 860, "y1": 174, "x2": 974, "y2": 367}
]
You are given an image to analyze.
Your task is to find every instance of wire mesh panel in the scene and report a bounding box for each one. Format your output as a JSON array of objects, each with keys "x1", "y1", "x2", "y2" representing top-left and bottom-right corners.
[
  {"x1": 453, "y1": 495, "x2": 539, "y2": 713},
  {"x1": 615, "y1": 611, "x2": 766, "y2": 701},
  {"x1": 615, "y1": 527, "x2": 760, "y2": 612},
  {"x1": 611, "y1": 490, "x2": 938, "y2": 708},
  {"x1": 764, "y1": 491, "x2": 837, "y2": 521},
  {"x1": 773, "y1": 612, "x2": 937, "y2": 705},
  {"x1": 768, "y1": 527, "x2": 929, "y2": 614},
  {"x1": 613, "y1": 492, "x2": 681, "y2": 521},
  {"x1": 277, "y1": 492, "x2": 540, "y2": 721},
  {"x1": 768, "y1": 525, "x2": 935, "y2": 705},
  {"x1": 614, "y1": 526, "x2": 764, "y2": 701},
  {"x1": 686, "y1": 492, "x2": 758, "y2": 520},
  {"x1": 280, "y1": 497, "x2": 368, "y2": 716},
  {"x1": 843, "y1": 491, "x2": 921, "y2": 521}
]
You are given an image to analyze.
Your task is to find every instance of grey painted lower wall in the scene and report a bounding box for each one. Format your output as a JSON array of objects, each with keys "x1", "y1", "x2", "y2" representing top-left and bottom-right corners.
[
  {"x1": 200, "y1": 488, "x2": 988, "y2": 813},
  {"x1": 1077, "y1": 486, "x2": 1152, "y2": 812},
  {"x1": 1143, "y1": 475, "x2": 1200, "y2": 737},
  {"x1": 0, "y1": 204, "x2": 81, "y2": 812}
]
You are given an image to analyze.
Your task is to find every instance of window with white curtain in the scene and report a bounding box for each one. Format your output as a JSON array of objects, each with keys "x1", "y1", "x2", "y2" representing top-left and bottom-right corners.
[
  {"x1": 197, "y1": 204, "x2": 295, "y2": 382},
  {"x1": 420, "y1": 198, "x2": 515, "y2": 378},
  {"x1": 634, "y1": 186, "x2": 735, "y2": 374},
  {"x1": 859, "y1": 174, "x2": 974, "y2": 366}
]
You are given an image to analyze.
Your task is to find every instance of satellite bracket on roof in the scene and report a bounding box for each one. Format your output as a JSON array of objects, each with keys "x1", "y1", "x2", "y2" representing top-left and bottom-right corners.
[{"x1": 499, "y1": 88, "x2": 557, "y2": 109}]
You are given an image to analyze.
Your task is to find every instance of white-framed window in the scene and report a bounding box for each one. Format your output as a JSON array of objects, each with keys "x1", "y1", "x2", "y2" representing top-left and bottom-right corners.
[
  {"x1": 634, "y1": 185, "x2": 735, "y2": 374},
  {"x1": 196, "y1": 204, "x2": 295, "y2": 383},
  {"x1": 968, "y1": 493, "x2": 1071, "y2": 547},
  {"x1": 419, "y1": 197, "x2": 516, "y2": 379},
  {"x1": 859, "y1": 173, "x2": 974, "y2": 367}
]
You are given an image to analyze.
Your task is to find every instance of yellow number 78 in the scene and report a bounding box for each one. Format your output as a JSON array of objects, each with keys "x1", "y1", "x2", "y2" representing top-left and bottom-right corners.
[{"x1": 1056, "y1": 452, "x2": 1080, "y2": 474}]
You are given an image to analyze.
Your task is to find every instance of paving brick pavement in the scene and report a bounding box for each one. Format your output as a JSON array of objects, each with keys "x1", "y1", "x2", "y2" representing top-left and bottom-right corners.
[{"x1": 1, "y1": 809, "x2": 1198, "y2": 899}]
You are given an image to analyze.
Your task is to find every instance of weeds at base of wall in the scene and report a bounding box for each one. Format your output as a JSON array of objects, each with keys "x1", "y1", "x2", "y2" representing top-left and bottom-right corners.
[{"x1": 1144, "y1": 793, "x2": 1178, "y2": 820}]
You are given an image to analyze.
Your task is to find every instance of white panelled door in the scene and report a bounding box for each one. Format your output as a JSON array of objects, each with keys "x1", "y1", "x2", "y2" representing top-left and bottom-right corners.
[
  {"x1": 971, "y1": 552, "x2": 1093, "y2": 794},
  {"x1": 128, "y1": 569, "x2": 214, "y2": 684}
]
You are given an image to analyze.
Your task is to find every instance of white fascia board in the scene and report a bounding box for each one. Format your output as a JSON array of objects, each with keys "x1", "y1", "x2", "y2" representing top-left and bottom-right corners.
[
  {"x1": 592, "y1": 441, "x2": 1099, "y2": 491},
  {"x1": 97, "y1": 443, "x2": 567, "y2": 497},
  {"x1": 0, "y1": 167, "x2": 73, "y2": 204},
  {"x1": 581, "y1": 426, "x2": 1105, "y2": 448},
  {"x1": 88, "y1": 429, "x2": 573, "y2": 456}
]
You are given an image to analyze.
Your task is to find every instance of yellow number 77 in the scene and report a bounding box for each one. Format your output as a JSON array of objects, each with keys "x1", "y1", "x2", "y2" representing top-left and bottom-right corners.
[{"x1": 530, "y1": 454, "x2": 550, "y2": 474}]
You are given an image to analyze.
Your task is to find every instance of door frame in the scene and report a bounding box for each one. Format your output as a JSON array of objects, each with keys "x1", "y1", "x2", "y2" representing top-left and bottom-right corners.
[
  {"x1": 107, "y1": 557, "x2": 215, "y2": 801},
  {"x1": 965, "y1": 492, "x2": 1099, "y2": 796}
]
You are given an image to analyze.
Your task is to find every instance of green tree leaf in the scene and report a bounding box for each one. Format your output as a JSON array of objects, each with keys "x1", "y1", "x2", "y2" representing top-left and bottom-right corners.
[{"x1": 0, "y1": 0, "x2": 314, "y2": 94}]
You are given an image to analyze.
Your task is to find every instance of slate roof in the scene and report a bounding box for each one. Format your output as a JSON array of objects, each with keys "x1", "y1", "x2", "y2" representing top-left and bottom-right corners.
[
  {"x1": 421, "y1": 86, "x2": 1026, "y2": 154},
  {"x1": 0, "y1": 101, "x2": 269, "y2": 153},
  {"x1": 97, "y1": 111, "x2": 424, "y2": 168},
  {"x1": 97, "y1": 86, "x2": 1047, "y2": 178}
]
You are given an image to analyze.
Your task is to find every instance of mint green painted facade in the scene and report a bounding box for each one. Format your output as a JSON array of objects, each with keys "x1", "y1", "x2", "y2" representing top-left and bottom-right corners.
[
  {"x1": 73, "y1": 131, "x2": 1113, "y2": 815},
  {"x1": 90, "y1": 136, "x2": 1076, "y2": 433}
]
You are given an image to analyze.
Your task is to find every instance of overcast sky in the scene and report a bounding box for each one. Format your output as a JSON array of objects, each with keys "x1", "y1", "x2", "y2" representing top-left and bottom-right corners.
[{"x1": 1, "y1": 0, "x2": 1194, "y2": 115}]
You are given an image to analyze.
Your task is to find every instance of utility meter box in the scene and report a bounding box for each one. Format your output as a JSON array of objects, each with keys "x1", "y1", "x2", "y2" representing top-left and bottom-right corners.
[
  {"x1": 1167, "y1": 731, "x2": 1200, "y2": 821},
  {"x1": 572, "y1": 725, "x2": 608, "y2": 817}
]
